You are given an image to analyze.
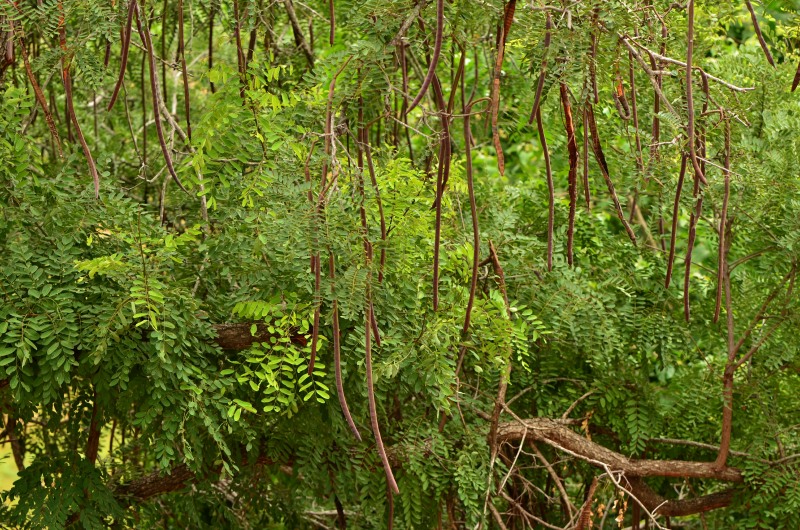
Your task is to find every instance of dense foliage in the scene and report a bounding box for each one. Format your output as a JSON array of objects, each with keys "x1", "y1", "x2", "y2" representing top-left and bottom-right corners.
[{"x1": 1, "y1": 0, "x2": 800, "y2": 528}]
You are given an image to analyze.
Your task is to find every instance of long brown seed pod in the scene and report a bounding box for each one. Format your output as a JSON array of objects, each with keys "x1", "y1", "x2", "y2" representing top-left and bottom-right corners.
[
  {"x1": 446, "y1": 47, "x2": 466, "y2": 116},
  {"x1": 134, "y1": 3, "x2": 188, "y2": 193},
  {"x1": 462, "y1": 98, "x2": 481, "y2": 335},
  {"x1": 364, "y1": 133, "x2": 387, "y2": 283},
  {"x1": 309, "y1": 251, "x2": 321, "y2": 375},
  {"x1": 321, "y1": 57, "x2": 352, "y2": 197},
  {"x1": 744, "y1": 0, "x2": 775, "y2": 68},
  {"x1": 432, "y1": 136, "x2": 448, "y2": 312},
  {"x1": 304, "y1": 139, "x2": 317, "y2": 273},
  {"x1": 365, "y1": 285, "x2": 400, "y2": 494},
  {"x1": 527, "y1": 13, "x2": 552, "y2": 125},
  {"x1": 247, "y1": 26, "x2": 257, "y2": 68},
  {"x1": 582, "y1": 107, "x2": 590, "y2": 211},
  {"x1": 792, "y1": 60, "x2": 800, "y2": 92},
  {"x1": 407, "y1": 0, "x2": 443, "y2": 113},
  {"x1": 589, "y1": 8, "x2": 599, "y2": 104},
  {"x1": 58, "y1": 0, "x2": 100, "y2": 198},
  {"x1": 9, "y1": 19, "x2": 62, "y2": 157},
  {"x1": 329, "y1": 0, "x2": 335, "y2": 45},
  {"x1": 208, "y1": 7, "x2": 216, "y2": 93},
  {"x1": 714, "y1": 119, "x2": 731, "y2": 323},
  {"x1": 232, "y1": 0, "x2": 247, "y2": 100},
  {"x1": 628, "y1": 52, "x2": 643, "y2": 175},
  {"x1": 560, "y1": 83, "x2": 578, "y2": 267},
  {"x1": 177, "y1": 0, "x2": 191, "y2": 141},
  {"x1": 490, "y1": 0, "x2": 516, "y2": 176},
  {"x1": 686, "y1": 0, "x2": 707, "y2": 186},
  {"x1": 304, "y1": 138, "x2": 320, "y2": 372},
  {"x1": 160, "y1": 0, "x2": 168, "y2": 104},
  {"x1": 309, "y1": 59, "x2": 350, "y2": 375},
  {"x1": 107, "y1": 0, "x2": 136, "y2": 112},
  {"x1": 431, "y1": 73, "x2": 450, "y2": 311},
  {"x1": 612, "y1": 78, "x2": 631, "y2": 120},
  {"x1": 535, "y1": 107, "x2": 554, "y2": 271},
  {"x1": 683, "y1": 173, "x2": 703, "y2": 322},
  {"x1": 356, "y1": 101, "x2": 383, "y2": 347},
  {"x1": 649, "y1": 22, "x2": 667, "y2": 166},
  {"x1": 328, "y1": 252, "x2": 362, "y2": 441},
  {"x1": 585, "y1": 104, "x2": 637, "y2": 244},
  {"x1": 665, "y1": 155, "x2": 687, "y2": 288}
]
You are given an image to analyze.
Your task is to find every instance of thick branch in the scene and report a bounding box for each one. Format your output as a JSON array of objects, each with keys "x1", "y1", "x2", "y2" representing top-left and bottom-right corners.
[
  {"x1": 496, "y1": 417, "x2": 742, "y2": 482},
  {"x1": 114, "y1": 464, "x2": 199, "y2": 500},
  {"x1": 114, "y1": 454, "x2": 279, "y2": 501},
  {"x1": 212, "y1": 323, "x2": 308, "y2": 351},
  {"x1": 625, "y1": 477, "x2": 735, "y2": 517}
]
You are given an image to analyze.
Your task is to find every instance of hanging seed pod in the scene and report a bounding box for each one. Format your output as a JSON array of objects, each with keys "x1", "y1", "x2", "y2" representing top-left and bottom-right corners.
[{"x1": 560, "y1": 83, "x2": 578, "y2": 266}]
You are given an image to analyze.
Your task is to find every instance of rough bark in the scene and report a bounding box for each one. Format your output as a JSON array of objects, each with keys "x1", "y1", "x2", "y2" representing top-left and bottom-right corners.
[
  {"x1": 496, "y1": 417, "x2": 742, "y2": 482},
  {"x1": 212, "y1": 323, "x2": 308, "y2": 350}
]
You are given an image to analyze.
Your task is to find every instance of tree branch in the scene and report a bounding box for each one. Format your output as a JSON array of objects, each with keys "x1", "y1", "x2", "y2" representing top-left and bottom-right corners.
[
  {"x1": 211, "y1": 323, "x2": 308, "y2": 351},
  {"x1": 496, "y1": 417, "x2": 742, "y2": 483},
  {"x1": 625, "y1": 477, "x2": 735, "y2": 517}
]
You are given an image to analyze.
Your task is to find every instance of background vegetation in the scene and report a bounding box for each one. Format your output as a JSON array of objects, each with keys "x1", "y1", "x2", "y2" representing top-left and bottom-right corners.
[{"x1": 1, "y1": 0, "x2": 800, "y2": 528}]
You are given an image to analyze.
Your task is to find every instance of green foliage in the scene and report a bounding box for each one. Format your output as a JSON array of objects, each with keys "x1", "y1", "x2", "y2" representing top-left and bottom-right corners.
[{"x1": 1, "y1": 0, "x2": 800, "y2": 528}]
